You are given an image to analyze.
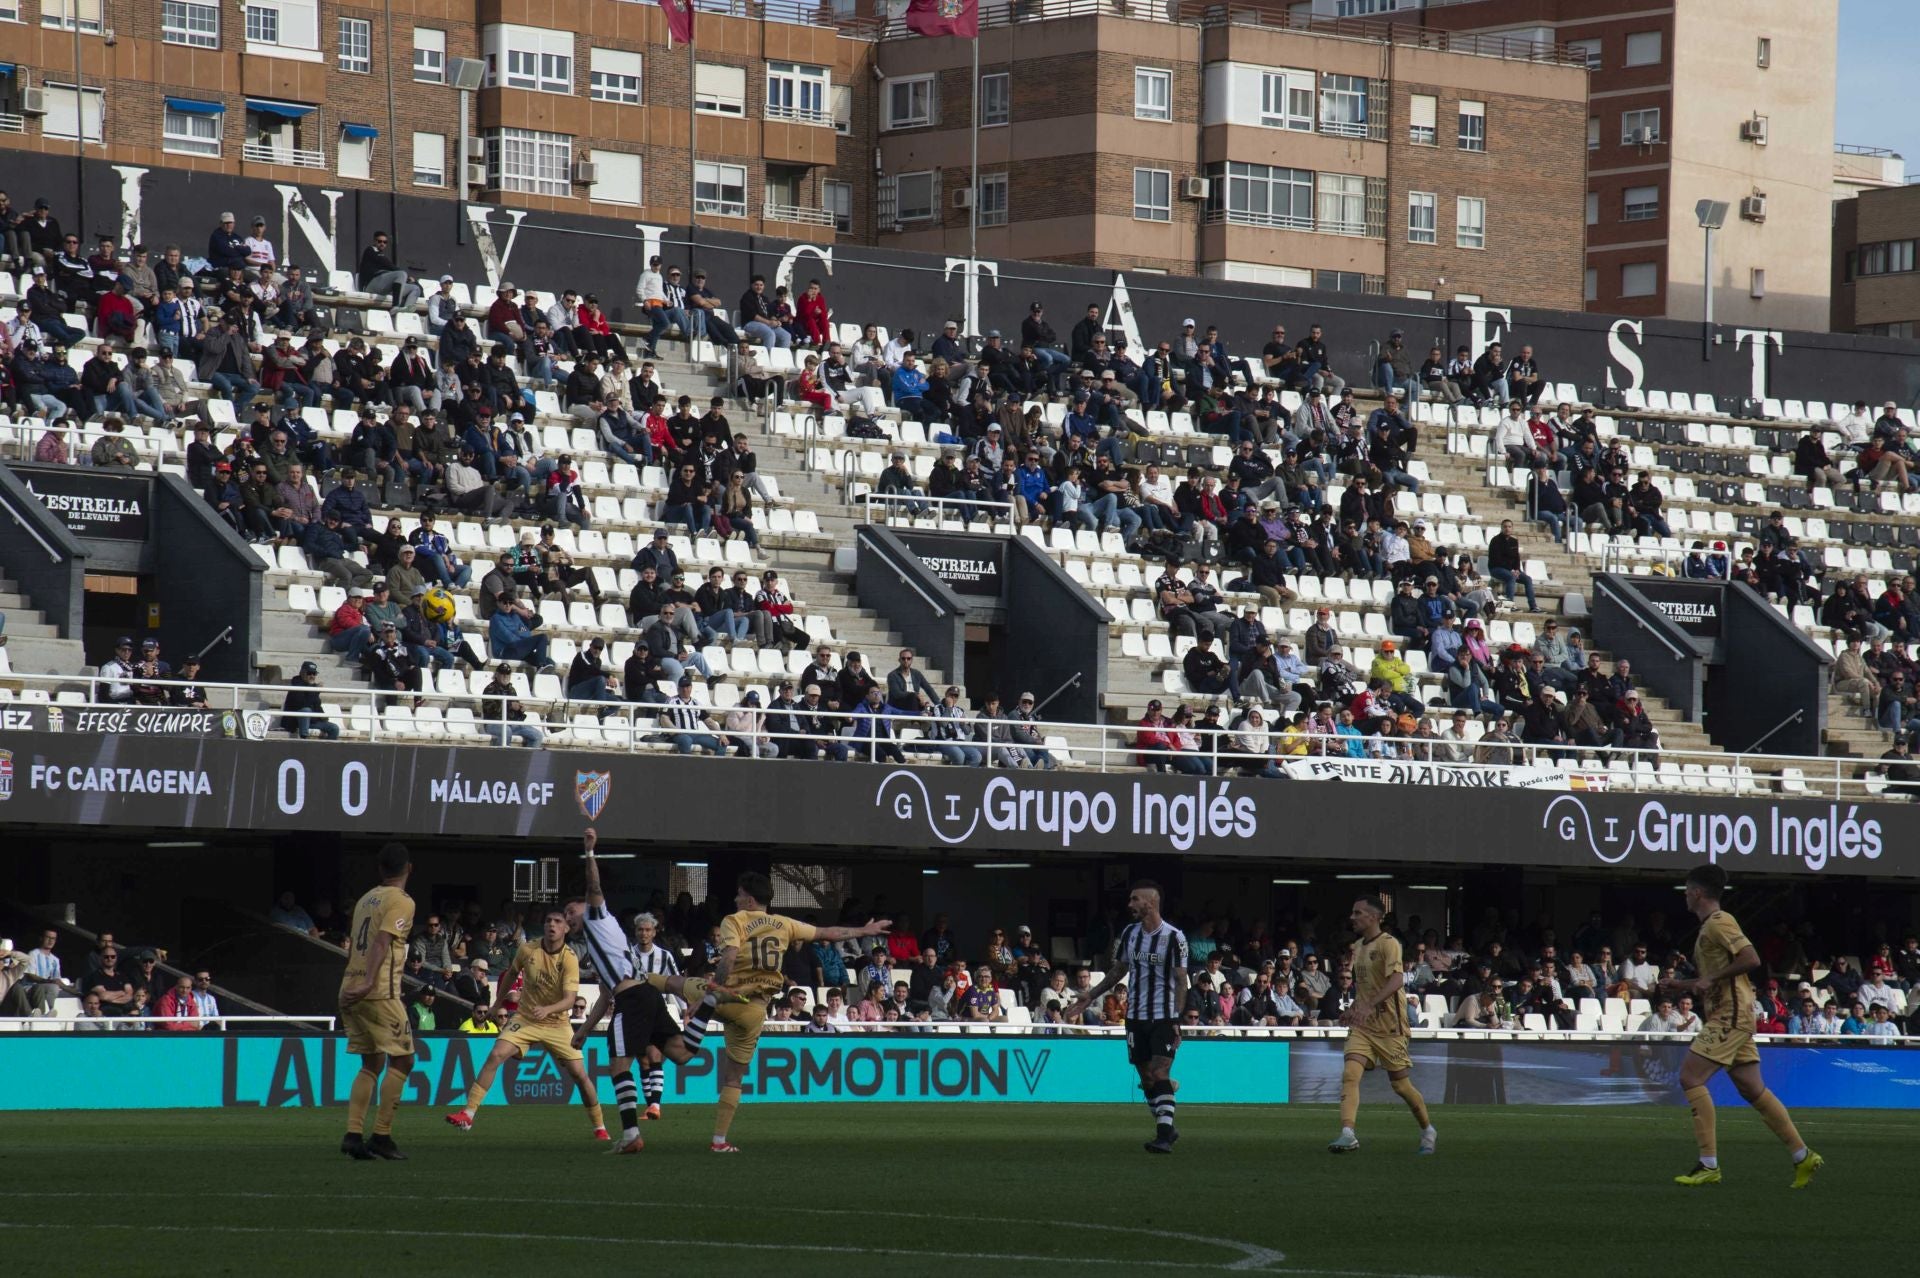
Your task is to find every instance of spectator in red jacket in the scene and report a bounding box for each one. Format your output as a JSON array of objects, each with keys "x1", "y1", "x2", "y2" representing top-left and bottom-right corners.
[
  {"x1": 575, "y1": 294, "x2": 622, "y2": 360},
  {"x1": 795, "y1": 278, "x2": 832, "y2": 347},
  {"x1": 155, "y1": 974, "x2": 205, "y2": 1031},
  {"x1": 485, "y1": 283, "x2": 523, "y2": 344},
  {"x1": 94, "y1": 277, "x2": 138, "y2": 341}
]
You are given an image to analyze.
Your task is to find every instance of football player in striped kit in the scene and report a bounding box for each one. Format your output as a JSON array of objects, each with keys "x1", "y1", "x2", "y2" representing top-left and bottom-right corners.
[
  {"x1": 626, "y1": 911, "x2": 680, "y2": 1119},
  {"x1": 1061, "y1": 881, "x2": 1190, "y2": 1154}
]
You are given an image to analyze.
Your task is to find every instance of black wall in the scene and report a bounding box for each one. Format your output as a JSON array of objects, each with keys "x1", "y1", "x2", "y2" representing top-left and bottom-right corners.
[
  {"x1": 18, "y1": 151, "x2": 1920, "y2": 412},
  {"x1": 153, "y1": 474, "x2": 265, "y2": 683},
  {"x1": 1711, "y1": 583, "x2": 1829, "y2": 756},
  {"x1": 1001, "y1": 535, "x2": 1108, "y2": 725},
  {"x1": 853, "y1": 524, "x2": 969, "y2": 689},
  {"x1": 1589, "y1": 573, "x2": 1705, "y2": 724},
  {"x1": 0, "y1": 462, "x2": 88, "y2": 640}
]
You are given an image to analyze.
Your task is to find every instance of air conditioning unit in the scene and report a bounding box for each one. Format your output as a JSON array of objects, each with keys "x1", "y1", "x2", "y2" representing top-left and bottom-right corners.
[
  {"x1": 20, "y1": 86, "x2": 47, "y2": 116},
  {"x1": 1628, "y1": 127, "x2": 1655, "y2": 146},
  {"x1": 1740, "y1": 115, "x2": 1769, "y2": 145},
  {"x1": 1181, "y1": 176, "x2": 1210, "y2": 200},
  {"x1": 952, "y1": 188, "x2": 973, "y2": 209},
  {"x1": 1740, "y1": 193, "x2": 1768, "y2": 223},
  {"x1": 465, "y1": 137, "x2": 486, "y2": 160},
  {"x1": 572, "y1": 160, "x2": 599, "y2": 184},
  {"x1": 464, "y1": 161, "x2": 489, "y2": 188}
]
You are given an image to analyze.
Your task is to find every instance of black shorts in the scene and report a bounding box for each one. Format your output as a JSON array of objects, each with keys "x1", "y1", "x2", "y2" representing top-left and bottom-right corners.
[
  {"x1": 608, "y1": 983, "x2": 675, "y2": 1060},
  {"x1": 1125, "y1": 1018, "x2": 1180, "y2": 1067}
]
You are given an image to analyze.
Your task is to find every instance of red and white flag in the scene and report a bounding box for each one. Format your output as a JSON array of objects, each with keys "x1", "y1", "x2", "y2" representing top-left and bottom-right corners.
[
  {"x1": 659, "y1": 0, "x2": 695, "y2": 45},
  {"x1": 904, "y1": 0, "x2": 979, "y2": 39}
]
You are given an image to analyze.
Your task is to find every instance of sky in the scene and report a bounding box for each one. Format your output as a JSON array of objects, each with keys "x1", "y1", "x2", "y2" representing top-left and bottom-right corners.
[{"x1": 1835, "y1": 0, "x2": 1920, "y2": 168}]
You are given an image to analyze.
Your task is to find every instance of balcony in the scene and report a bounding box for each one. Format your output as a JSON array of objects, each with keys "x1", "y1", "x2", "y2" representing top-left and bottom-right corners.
[
  {"x1": 1204, "y1": 207, "x2": 1312, "y2": 232},
  {"x1": 0, "y1": 113, "x2": 23, "y2": 134},
  {"x1": 764, "y1": 102, "x2": 833, "y2": 129},
  {"x1": 243, "y1": 141, "x2": 324, "y2": 169},
  {"x1": 764, "y1": 197, "x2": 836, "y2": 228}
]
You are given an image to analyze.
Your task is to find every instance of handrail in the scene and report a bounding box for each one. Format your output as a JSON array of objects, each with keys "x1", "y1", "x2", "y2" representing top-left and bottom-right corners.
[
  {"x1": 0, "y1": 488, "x2": 66, "y2": 564},
  {"x1": 1590, "y1": 575, "x2": 1689, "y2": 661},
  {"x1": 0, "y1": 1015, "x2": 336, "y2": 1029},
  {"x1": 853, "y1": 530, "x2": 947, "y2": 618},
  {"x1": 1744, "y1": 708, "x2": 1805, "y2": 755},
  {"x1": 861, "y1": 491, "x2": 1017, "y2": 531}
]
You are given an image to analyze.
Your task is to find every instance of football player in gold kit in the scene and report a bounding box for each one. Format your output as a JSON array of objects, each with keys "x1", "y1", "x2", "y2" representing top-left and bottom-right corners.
[
  {"x1": 338, "y1": 842, "x2": 417, "y2": 1161},
  {"x1": 1669, "y1": 863, "x2": 1823, "y2": 1189},
  {"x1": 1327, "y1": 891, "x2": 1436, "y2": 1156}
]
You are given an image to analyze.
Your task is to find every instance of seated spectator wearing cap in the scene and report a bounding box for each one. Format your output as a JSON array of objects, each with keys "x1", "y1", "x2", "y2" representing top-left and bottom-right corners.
[
  {"x1": 657, "y1": 676, "x2": 724, "y2": 754},
  {"x1": 302, "y1": 514, "x2": 375, "y2": 590},
  {"x1": 357, "y1": 231, "x2": 421, "y2": 307},
  {"x1": 1486, "y1": 519, "x2": 1539, "y2": 612},
  {"x1": 1374, "y1": 329, "x2": 1421, "y2": 403},
  {"x1": 1020, "y1": 302, "x2": 1070, "y2": 390},
  {"x1": 281, "y1": 661, "x2": 339, "y2": 739},
  {"x1": 324, "y1": 582, "x2": 372, "y2": 662},
  {"x1": 487, "y1": 588, "x2": 553, "y2": 671},
  {"x1": 206, "y1": 211, "x2": 247, "y2": 275},
  {"x1": 566, "y1": 637, "x2": 624, "y2": 718},
  {"x1": 1005, "y1": 691, "x2": 1058, "y2": 770},
  {"x1": 480, "y1": 664, "x2": 543, "y2": 748},
  {"x1": 849, "y1": 685, "x2": 907, "y2": 764},
  {"x1": 362, "y1": 620, "x2": 421, "y2": 695},
  {"x1": 774, "y1": 682, "x2": 849, "y2": 760},
  {"x1": 918, "y1": 686, "x2": 984, "y2": 766}
]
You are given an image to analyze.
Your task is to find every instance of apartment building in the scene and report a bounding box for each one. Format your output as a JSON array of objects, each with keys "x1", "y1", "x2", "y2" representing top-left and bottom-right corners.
[
  {"x1": 1389, "y1": 0, "x2": 1839, "y2": 331},
  {"x1": 1832, "y1": 184, "x2": 1920, "y2": 339},
  {"x1": 0, "y1": 0, "x2": 879, "y2": 242},
  {"x1": 870, "y1": 4, "x2": 1587, "y2": 309}
]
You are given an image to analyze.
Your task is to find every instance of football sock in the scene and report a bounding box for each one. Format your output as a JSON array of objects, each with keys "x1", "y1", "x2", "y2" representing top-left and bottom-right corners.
[
  {"x1": 680, "y1": 997, "x2": 719, "y2": 1053},
  {"x1": 642, "y1": 1066, "x2": 665, "y2": 1105},
  {"x1": 1749, "y1": 1089, "x2": 1805, "y2": 1156},
  {"x1": 584, "y1": 1099, "x2": 605, "y2": 1131},
  {"x1": 614, "y1": 1069, "x2": 640, "y2": 1135},
  {"x1": 1685, "y1": 1085, "x2": 1717, "y2": 1161},
  {"x1": 1338, "y1": 1056, "x2": 1365, "y2": 1129},
  {"x1": 1390, "y1": 1075, "x2": 1431, "y2": 1129},
  {"x1": 373, "y1": 1068, "x2": 407, "y2": 1136},
  {"x1": 346, "y1": 1069, "x2": 377, "y2": 1136},
  {"x1": 714, "y1": 1084, "x2": 742, "y2": 1142},
  {"x1": 461, "y1": 1082, "x2": 487, "y2": 1118},
  {"x1": 1145, "y1": 1080, "x2": 1177, "y2": 1128}
]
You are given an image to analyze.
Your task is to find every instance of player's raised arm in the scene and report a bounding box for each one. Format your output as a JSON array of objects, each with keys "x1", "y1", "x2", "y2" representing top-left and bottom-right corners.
[
  {"x1": 809, "y1": 917, "x2": 893, "y2": 943},
  {"x1": 581, "y1": 828, "x2": 605, "y2": 908},
  {"x1": 1062, "y1": 940, "x2": 1125, "y2": 1021}
]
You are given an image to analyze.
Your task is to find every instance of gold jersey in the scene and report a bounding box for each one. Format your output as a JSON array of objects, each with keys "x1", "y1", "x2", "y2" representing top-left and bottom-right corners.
[
  {"x1": 506, "y1": 941, "x2": 580, "y2": 1024},
  {"x1": 1352, "y1": 932, "x2": 1410, "y2": 1038},
  {"x1": 1694, "y1": 910, "x2": 1754, "y2": 1033},
  {"x1": 340, "y1": 886, "x2": 414, "y2": 1002},
  {"x1": 719, "y1": 909, "x2": 818, "y2": 1001}
]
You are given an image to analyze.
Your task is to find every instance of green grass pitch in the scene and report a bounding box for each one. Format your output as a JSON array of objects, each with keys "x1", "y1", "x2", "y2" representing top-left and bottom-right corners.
[{"x1": 1, "y1": 1103, "x2": 1903, "y2": 1276}]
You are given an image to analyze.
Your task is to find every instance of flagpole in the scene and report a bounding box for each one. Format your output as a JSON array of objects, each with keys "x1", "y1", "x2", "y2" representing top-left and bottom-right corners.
[{"x1": 968, "y1": 31, "x2": 979, "y2": 270}]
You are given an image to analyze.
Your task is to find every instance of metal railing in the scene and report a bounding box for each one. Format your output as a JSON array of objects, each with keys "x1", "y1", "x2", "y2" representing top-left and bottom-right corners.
[
  {"x1": 763, "y1": 103, "x2": 834, "y2": 129},
  {"x1": 0, "y1": 112, "x2": 24, "y2": 134},
  {"x1": 242, "y1": 142, "x2": 325, "y2": 170},
  {"x1": 861, "y1": 492, "x2": 1017, "y2": 530},
  {"x1": 0, "y1": 1014, "x2": 334, "y2": 1032},
  {"x1": 762, "y1": 198, "x2": 837, "y2": 228},
  {"x1": 1203, "y1": 207, "x2": 1314, "y2": 233},
  {"x1": 3, "y1": 673, "x2": 1909, "y2": 801}
]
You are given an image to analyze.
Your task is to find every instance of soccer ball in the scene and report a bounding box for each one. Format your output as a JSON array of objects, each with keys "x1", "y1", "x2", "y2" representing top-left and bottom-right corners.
[{"x1": 421, "y1": 587, "x2": 457, "y2": 625}]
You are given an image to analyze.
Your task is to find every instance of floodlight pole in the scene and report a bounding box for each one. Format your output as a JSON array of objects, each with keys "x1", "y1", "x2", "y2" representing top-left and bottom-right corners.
[{"x1": 1701, "y1": 221, "x2": 1714, "y2": 362}]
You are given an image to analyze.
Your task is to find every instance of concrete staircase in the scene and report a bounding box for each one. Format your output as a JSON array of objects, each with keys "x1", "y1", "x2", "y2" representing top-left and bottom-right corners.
[{"x1": 0, "y1": 572, "x2": 87, "y2": 680}]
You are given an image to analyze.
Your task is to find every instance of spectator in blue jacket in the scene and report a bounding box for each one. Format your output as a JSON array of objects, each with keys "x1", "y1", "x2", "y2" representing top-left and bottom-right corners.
[
  {"x1": 892, "y1": 352, "x2": 933, "y2": 426},
  {"x1": 300, "y1": 516, "x2": 375, "y2": 590},
  {"x1": 487, "y1": 590, "x2": 553, "y2": 670},
  {"x1": 850, "y1": 685, "x2": 907, "y2": 764},
  {"x1": 320, "y1": 471, "x2": 374, "y2": 546},
  {"x1": 205, "y1": 212, "x2": 249, "y2": 275},
  {"x1": 1011, "y1": 453, "x2": 1053, "y2": 525}
]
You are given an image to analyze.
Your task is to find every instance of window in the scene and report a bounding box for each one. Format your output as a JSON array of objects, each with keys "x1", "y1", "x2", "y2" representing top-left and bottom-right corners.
[
  {"x1": 1135, "y1": 67, "x2": 1171, "y2": 121},
  {"x1": 1205, "y1": 162, "x2": 1313, "y2": 231},
  {"x1": 1318, "y1": 73, "x2": 1367, "y2": 138},
  {"x1": 163, "y1": 1, "x2": 220, "y2": 49},
  {"x1": 894, "y1": 170, "x2": 937, "y2": 222},
  {"x1": 1408, "y1": 93, "x2": 1436, "y2": 145},
  {"x1": 1624, "y1": 31, "x2": 1662, "y2": 67},
  {"x1": 589, "y1": 149, "x2": 642, "y2": 206},
  {"x1": 1584, "y1": 269, "x2": 1597, "y2": 302},
  {"x1": 832, "y1": 85, "x2": 852, "y2": 135},
  {"x1": 1259, "y1": 69, "x2": 1314, "y2": 131},
  {"x1": 1407, "y1": 191, "x2": 1436, "y2": 244},
  {"x1": 1857, "y1": 240, "x2": 1918, "y2": 276},
  {"x1": 245, "y1": 5, "x2": 277, "y2": 43},
  {"x1": 1317, "y1": 173, "x2": 1366, "y2": 237},
  {"x1": 43, "y1": 83, "x2": 104, "y2": 141},
  {"x1": 977, "y1": 172, "x2": 1008, "y2": 228},
  {"x1": 825, "y1": 179, "x2": 853, "y2": 233},
  {"x1": 766, "y1": 62, "x2": 830, "y2": 125},
  {"x1": 693, "y1": 161, "x2": 747, "y2": 218},
  {"x1": 411, "y1": 130, "x2": 445, "y2": 186},
  {"x1": 1587, "y1": 116, "x2": 1599, "y2": 150},
  {"x1": 337, "y1": 17, "x2": 371, "y2": 73},
  {"x1": 1750, "y1": 268, "x2": 1765, "y2": 299},
  {"x1": 244, "y1": 0, "x2": 318, "y2": 51},
  {"x1": 413, "y1": 28, "x2": 446, "y2": 83},
  {"x1": 1620, "y1": 262, "x2": 1657, "y2": 297},
  {"x1": 1568, "y1": 38, "x2": 1602, "y2": 69},
  {"x1": 1585, "y1": 192, "x2": 1598, "y2": 226},
  {"x1": 485, "y1": 126, "x2": 572, "y2": 196},
  {"x1": 1455, "y1": 196, "x2": 1485, "y2": 249},
  {"x1": 1457, "y1": 99, "x2": 1485, "y2": 152},
  {"x1": 1316, "y1": 271, "x2": 1376, "y2": 294},
  {"x1": 695, "y1": 63, "x2": 746, "y2": 116},
  {"x1": 884, "y1": 74, "x2": 933, "y2": 129},
  {"x1": 41, "y1": 0, "x2": 102, "y2": 33},
  {"x1": 338, "y1": 129, "x2": 373, "y2": 180},
  {"x1": 163, "y1": 104, "x2": 222, "y2": 157},
  {"x1": 1621, "y1": 108, "x2": 1660, "y2": 144},
  {"x1": 1862, "y1": 322, "x2": 1916, "y2": 338},
  {"x1": 1133, "y1": 168, "x2": 1171, "y2": 222},
  {"x1": 1756, "y1": 37, "x2": 1771, "y2": 69},
  {"x1": 1405, "y1": 289, "x2": 1434, "y2": 300},
  {"x1": 979, "y1": 72, "x2": 1009, "y2": 127},
  {"x1": 485, "y1": 25, "x2": 574, "y2": 95},
  {"x1": 1623, "y1": 184, "x2": 1659, "y2": 222},
  {"x1": 591, "y1": 49, "x2": 643, "y2": 104}
]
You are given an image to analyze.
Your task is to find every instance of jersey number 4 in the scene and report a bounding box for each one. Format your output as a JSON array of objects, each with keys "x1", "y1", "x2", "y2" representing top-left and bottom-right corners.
[
  {"x1": 355, "y1": 916, "x2": 373, "y2": 953},
  {"x1": 750, "y1": 936, "x2": 781, "y2": 971}
]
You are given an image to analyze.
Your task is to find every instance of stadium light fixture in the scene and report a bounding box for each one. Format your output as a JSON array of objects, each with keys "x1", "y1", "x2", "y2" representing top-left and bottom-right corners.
[
  {"x1": 974, "y1": 862, "x2": 1031, "y2": 870},
  {"x1": 1405, "y1": 883, "x2": 1450, "y2": 891},
  {"x1": 922, "y1": 869, "x2": 940, "y2": 876},
  {"x1": 1334, "y1": 874, "x2": 1382, "y2": 881},
  {"x1": 1270, "y1": 878, "x2": 1310, "y2": 885},
  {"x1": 674, "y1": 860, "x2": 706, "y2": 868},
  {"x1": 148, "y1": 840, "x2": 206, "y2": 849},
  {"x1": 1695, "y1": 198, "x2": 1731, "y2": 358},
  {"x1": 591, "y1": 853, "x2": 637, "y2": 860}
]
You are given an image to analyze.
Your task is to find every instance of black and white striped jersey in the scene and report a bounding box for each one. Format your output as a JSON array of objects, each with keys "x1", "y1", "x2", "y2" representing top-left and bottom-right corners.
[
  {"x1": 628, "y1": 943, "x2": 679, "y2": 978},
  {"x1": 579, "y1": 903, "x2": 636, "y2": 986},
  {"x1": 1116, "y1": 920, "x2": 1190, "y2": 1022}
]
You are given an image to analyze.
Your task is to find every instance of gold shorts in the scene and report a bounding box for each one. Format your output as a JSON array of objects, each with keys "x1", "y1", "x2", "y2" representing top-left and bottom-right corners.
[
  {"x1": 340, "y1": 998, "x2": 412, "y2": 1057},
  {"x1": 1344, "y1": 1026, "x2": 1411, "y2": 1074},
  {"x1": 712, "y1": 1000, "x2": 768, "y2": 1066},
  {"x1": 500, "y1": 1015, "x2": 582, "y2": 1063},
  {"x1": 1689, "y1": 1021, "x2": 1760, "y2": 1068}
]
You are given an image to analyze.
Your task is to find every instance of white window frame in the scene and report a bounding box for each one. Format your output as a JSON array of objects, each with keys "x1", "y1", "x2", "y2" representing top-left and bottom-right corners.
[
  {"x1": 411, "y1": 130, "x2": 446, "y2": 187},
  {"x1": 1134, "y1": 67, "x2": 1172, "y2": 122},
  {"x1": 163, "y1": 105, "x2": 222, "y2": 157},
  {"x1": 1406, "y1": 191, "x2": 1436, "y2": 244},
  {"x1": 243, "y1": 0, "x2": 318, "y2": 54},
  {"x1": 1259, "y1": 69, "x2": 1314, "y2": 131},
  {"x1": 245, "y1": 4, "x2": 278, "y2": 43},
  {"x1": 977, "y1": 172, "x2": 1008, "y2": 228},
  {"x1": 824, "y1": 179, "x2": 853, "y2": 233},
  {"x1": 1407, "y1": 93, "x2": 1436, "y2": 145},
  {"x1": 1455, "y1": 196, "x2": 1486, "y2": 249},
  {"x1": 1457, "y1": 100, "x2": 1486, "y2": 152},
  {"x1": 588, "y1": 149, "x2": 643, "y2": 206},
  {"x1": 162, "y1": 1, "x2": 220, "y2": 49},
  {"x1": 1317, "y1": 172, "x2": 1366, "y2": 237},
  {"x1": 1133, "y1": 168, "x2": 1172, "y2": 222},
  {"x1": 41, "y1": 0, "x2": 102, "y2": 33},
  {"x1": 590, "y1": 48, "x2": 643, "y2": 105},
  {"x1": 485, "y1": 24, "x2": 574, "y2": 96},
  {"x1": 1622, "y1": 184, "x2": 1659, "y2": 222},
  {"x1": 693, "y1": 161, "x2": 748, "y2": 218},
  {"x1": 1621, "y1": 108, "x2": 1661, "y2": 144},
  {"x1": 1624, "y1": 31, "x2": 1662, "y2": 67},
  {"x1": 883, "y1": 74, "x2": 934, "y2": 130},
  {"x1": 1620, "y1": 261, "x2": 1658, "y2": 298},
  {"x1": 413, "y1": 29, "x2": 446, "y2": 84},
  {"x1": 694, "y1": 63, "x2": 747, "y2": 117},
  {"x1": 765, "y1": 61, "x2": 831, "y2": 126},
  {"x1": 832, "y1": 85, "x2": 853, "y2": 136},
  {"x1": 43, "y1": 82, "x2": 104, "y2": 141},
  {"x1": 337, "y1": 130, "x2": 373, "y2": 180},
  {"x1": 979, "y1": 71, "x2": 1010, "y2": 128},
  {"x1": 337, "y1": 17, "x2": 372, "y2": 74},
  {"x1": 485, "y1": 126, "x2": 573, "y2": 197},
  {"x1": 895, "y1": 170, "x2": 937, "y2": 222},
  {"x1": 1207, "y1": 162, "x2": 1313, "y2": 231},
  {"x1": 1318, "y1": 73, "x2": 1368, "y2": 138}
]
